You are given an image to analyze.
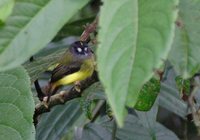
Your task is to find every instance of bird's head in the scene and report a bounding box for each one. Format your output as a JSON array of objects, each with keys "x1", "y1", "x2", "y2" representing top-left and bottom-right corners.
[{"x1": 71, "y1": 41, "x2": 91, "y2": 56}]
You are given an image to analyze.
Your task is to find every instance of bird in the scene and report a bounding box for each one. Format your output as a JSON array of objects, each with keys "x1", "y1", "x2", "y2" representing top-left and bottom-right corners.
[{"x1": 45, "y1": 41, "x2": 95, "y2": 101}]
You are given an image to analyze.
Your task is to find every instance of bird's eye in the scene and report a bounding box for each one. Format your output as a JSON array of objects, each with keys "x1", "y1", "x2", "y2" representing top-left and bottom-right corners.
[
  {"x1": 84, "y1": 48, "x2": 88, "y2": 51},
  {"x1": 77, "y1": 47, "x2": 82, "y2": 53}
]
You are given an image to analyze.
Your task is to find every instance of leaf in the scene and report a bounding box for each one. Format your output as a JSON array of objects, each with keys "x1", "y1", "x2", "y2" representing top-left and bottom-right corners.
[
  {"x1": 76, "y1": 123, "x2": 112, "y2": 140},
  {"x1": 0, "y1": 66, "x2": 35, "y2": 140},
  {"x1": 81, "y1": 82, "x2": 106, "y2": 101},
  {"x1": 36, "y1": 99, "x2": 83, "y2": 140},
  {"x1": 80, "y1": 82, "x2": 105, "y2": 120},
  {"x1": 24, "y1": 47, "x2": 66, "y2": 83},
  {"x1": 159, "y1": 65, "x2": 188, "y2": 118},
  {"x1": 97, "y1": 0, "x2": 138, "y2": 127},
  {"x1": 0, "y1": 0, "x2": 90, "y2": 72},
  {"x1": 126, "y1": 0, "x2": 179, "y2": 106},
  {"x1": 159, "y1": 83, "x2": 188, "y2": 118},
  {"x1": 97, "y1": 0, "x2": 179, "y2": 126},
  {"x1": 134, "y1": 78, "x2": 160, "y2": 111},
  {"x1": 24, "y1": 36, "x2": 76, "y2": 83},
  {"x1": 134, "y1": 102, "x2": 178, "y2": 140},
  {"x1": 98, "y1": 103, "x2": 178, "y2": 140},
  {"x1": 135, "y1": 100, "x2": 158, "y2": 131},
  {"x1": 168, "y1": 0, "x2": 200, "y2": 78},
  {"x1": 101, "y1": 114, "x2": 179, "y2": 140},
  {"x1": 0, "y1": 0, "x2": 14, "y2": 24},
  {"x1": 175, "y1": 76, "x2": 190, "y2": 95}
]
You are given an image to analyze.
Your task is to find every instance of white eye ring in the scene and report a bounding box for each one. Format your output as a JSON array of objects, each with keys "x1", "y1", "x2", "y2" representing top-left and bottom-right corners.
[
  {"x1": 77, "y1": 47, "x2": 82, "y2": 52},
  {"x1": 84, "y1": 48, "x2": 88, "y2": 51}
]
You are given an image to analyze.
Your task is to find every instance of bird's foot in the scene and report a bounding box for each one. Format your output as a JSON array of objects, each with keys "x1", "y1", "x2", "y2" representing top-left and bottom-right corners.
[
  {"x1": 74, "y1": 81, "x2": 81, "y2": 92},
  {"x1": 42, "y1": 96, "x2": 50, "y2": 109}
]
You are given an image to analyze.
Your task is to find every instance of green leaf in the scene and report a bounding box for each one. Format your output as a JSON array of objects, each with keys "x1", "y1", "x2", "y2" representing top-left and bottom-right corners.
[
  {"x1": 135, "y1": 101, "x2": 158, "y2": 131},
  {"x1": 100, "y1": 103, "x2": 177, "y2": 140},
  {"x1": 81, "y1": 82, "x2": 106, "y2": 100},
  {"x1": 97, "y1": 0, "x2": 138, "y2": 127},
  {"x1": 97, "y1": 0, "x2": 179, "y2": 126},
  {"x1": 0, "y1": 66, "x2": 35, "y2": 140},
  {"x1": 159, "y1": 66, "x2": 188, "y2": 118},
  {"x1": 0, "y1": 0, "x2": 90, "y2": 72},
  {"x1": 24, "y1": 47, "x2": 65, "y2": 83},
  {"x1": 77, "y1": 123, "x2": 112, "y2": 140},
  {"x1": 80, "y1": 82, "x2": 105, "y2": 120},
  {"x1": 159, "y1": 83, "x2": 188, "y2": 118},
  {"x1": 134, "y1": 78, "x2": 160, "y2": 111},
  {"x1": 126, "y1": 0, "x2": 179, "y2": 107},
  {"x1": 175, "y1": 76, "x2": 190, "y2": 95},
  {"x1": 24, "y1": 37, "x2": 75, "y2": 83},
  {"x1": 0, "y1": 0, "x2": 14, "y2": 24},
  {"x1": 36, "y1": 99, "x2": 83, "y2": 140},
  {"x1": 169, "y1": 0, "x2": 200, "y2": 78},
  {"x1": 101, "y1": 115, "x2": 179, "y2": 140}
]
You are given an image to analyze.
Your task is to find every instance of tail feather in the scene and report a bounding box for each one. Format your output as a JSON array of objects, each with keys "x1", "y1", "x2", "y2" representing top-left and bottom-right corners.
[{"x1": 34, "y1": 80, "x2": 45, "y2": 101}]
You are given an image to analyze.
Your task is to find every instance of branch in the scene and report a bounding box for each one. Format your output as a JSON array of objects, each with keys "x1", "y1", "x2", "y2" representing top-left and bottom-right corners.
[
  {"x1": 188, "y1": 75, "x2": 200, "y2": 134},
  {"x1": 112, "y1": 120, "x2": 117, "y2": 140},
  {"x1": 34, "y1": 71, "x2": 99, "y2": 126},
  {"x1": 80, "y1": 16, "x2": 98, "y2": 42}
]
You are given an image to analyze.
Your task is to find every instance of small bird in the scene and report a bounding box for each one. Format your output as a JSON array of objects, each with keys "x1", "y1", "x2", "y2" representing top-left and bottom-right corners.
[{"x1": 46, "y1": 41, "x2": 95, "y2": 101}]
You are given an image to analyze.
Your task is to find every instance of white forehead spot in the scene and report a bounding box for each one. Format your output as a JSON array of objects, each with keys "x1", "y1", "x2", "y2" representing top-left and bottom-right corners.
[
  {"x1": 77, "y1": 47, "x2": 82, "y2": 52},
  {"x1": 84, "y1": 47, "x2": 87, "y2": 51}
]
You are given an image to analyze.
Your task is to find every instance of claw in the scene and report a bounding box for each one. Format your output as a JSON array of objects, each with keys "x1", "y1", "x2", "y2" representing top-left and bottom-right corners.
[
  {"x1": 74, "y1": 81, "x2": 81, "y2": 92},
  {"x1": 43, "y1": 96, "x2": 50, "y2": 109}
]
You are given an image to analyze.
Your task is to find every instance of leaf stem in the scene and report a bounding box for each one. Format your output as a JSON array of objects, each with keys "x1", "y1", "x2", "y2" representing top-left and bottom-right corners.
[{"x1": 111, "y1": 120, "x2": 117, "y2": 140}]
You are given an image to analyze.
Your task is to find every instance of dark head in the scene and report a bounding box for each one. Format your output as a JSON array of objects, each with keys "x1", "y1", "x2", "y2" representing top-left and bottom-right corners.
[{"x1": 70, "y1": 41, "x2": 91, "y2": 56}]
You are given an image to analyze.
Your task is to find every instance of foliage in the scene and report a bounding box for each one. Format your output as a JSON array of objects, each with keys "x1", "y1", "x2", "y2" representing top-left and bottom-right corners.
[
  {"x1": 0, "y1": 0, "x2": 14, "y2": 24},
  {"x1": 0, "y1": 0, "x2": 200, "y2": 139},
  {"x1": 97, "y1": 0, "x2": 178, "y2": 125},
  {"x1": 0, "y1": 66, "x2": 35, "y2": 140}
]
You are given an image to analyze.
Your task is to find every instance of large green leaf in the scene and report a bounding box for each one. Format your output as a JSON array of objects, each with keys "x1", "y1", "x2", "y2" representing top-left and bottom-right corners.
[
  {"x1": 126, "y1": 0, "x2": 179, "y2": 106},
  {"x1": 97, "y1": 0, "x2": 178, "y2": 126},
  {"x1": 159, "y1": 83, "x2": 188, "y2": 118},
  {"x1": 0, "y1": 0, "x2": 90, "y2": 72},
  {"x1": 97, "y1": 0, "x2": 138, "y2": 126},
  {"x1": 23, "y1": 38, "x2": 72, "y2": 83},
  {"x1": 159, "y1": 66, "x2": 188, "y2": 118},
  {"x1": 100, "y1": 115, "x2": 179, "y2": 140},
  {"x1": 168, "y1": 0, "x2": 200, "y2": 78},
  {"x1": 0, "y1": 66, "x2": 35, "y2": 140},
  {"x1": 36, "y1": 99, "x2": 83, "y2": 140},
  {"x1": 77, "y1": 123, "x2": 112, "y2": 140},
  {"x1": 24, "y1": 47, "x2": 66, "y2": 83},
  {"x1": 100, "y1": 103, "x2": 178, "y2": 140},
  {"x1": 0, "y1": 0, "x2": 14, "y2": 24}
]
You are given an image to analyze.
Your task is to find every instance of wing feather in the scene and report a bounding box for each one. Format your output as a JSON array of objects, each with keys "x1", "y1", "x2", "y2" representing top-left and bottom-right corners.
[{"x1": 50, "y1": 62, "x2": 81, "y2": 83}]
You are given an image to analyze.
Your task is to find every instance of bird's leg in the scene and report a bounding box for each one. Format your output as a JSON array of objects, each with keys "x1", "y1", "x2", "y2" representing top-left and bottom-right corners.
[
  {"x1": 42, "y1": 96, "x2": 50, "y2": 109},
  {"x1": 42, "y1": 84, "x2": 57, "y2": 108},
  {"x1": 74, "y1": 81, "x2": 81, "y2": 92}
]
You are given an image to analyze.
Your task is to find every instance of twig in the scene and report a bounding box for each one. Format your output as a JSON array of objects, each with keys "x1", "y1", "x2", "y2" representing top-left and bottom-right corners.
[
  {"x1": 80, "y1": 16, "x2": 98, "y2": 42},
  {"x1": 112, "y1": 120, "x2": 117, "y2": 140},
  {"x1": 90, "y1": 100, "x2": 106, "y2": 123},
  {"x1": 188, "y1": 76, "x2": 200, "y2": 134},
  {"x1": 34, "y1": 71, "x2": 99, "y2": 126},
  {"x1": 182, "y1": 120, "x2": 188, "y2": 140}
]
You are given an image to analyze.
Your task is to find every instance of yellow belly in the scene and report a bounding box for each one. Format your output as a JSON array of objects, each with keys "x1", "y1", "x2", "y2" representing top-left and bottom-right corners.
[{"x1": 54, "y1": 70, "x2": 92, "y2": 87}]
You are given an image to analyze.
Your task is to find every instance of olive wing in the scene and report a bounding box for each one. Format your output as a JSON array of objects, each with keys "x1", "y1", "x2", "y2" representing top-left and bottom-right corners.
[{"x1": 50, "y1": 62, "x2": 81, "y2": 83}]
